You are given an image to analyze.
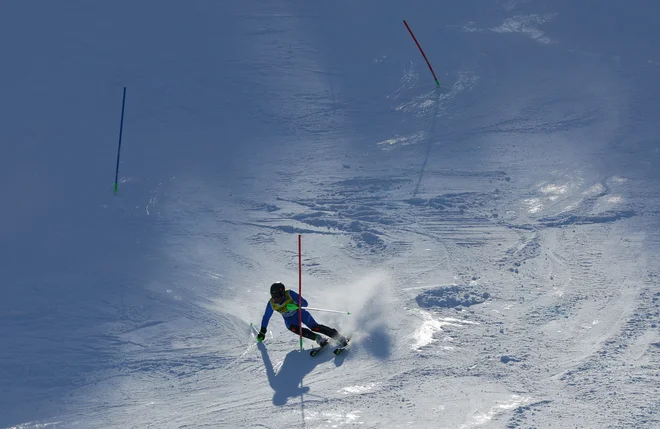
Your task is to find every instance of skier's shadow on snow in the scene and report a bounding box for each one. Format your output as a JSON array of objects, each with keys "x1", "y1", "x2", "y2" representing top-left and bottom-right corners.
[{"x1": 258, "y1": 342, "x2": 332, "y2": 406}]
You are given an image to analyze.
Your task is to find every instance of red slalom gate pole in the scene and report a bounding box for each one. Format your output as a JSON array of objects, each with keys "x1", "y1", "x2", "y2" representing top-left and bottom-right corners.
[
  {"x1": 298, "y1": 235, "x2": 303, "y2": 351},
  {"x1": 403, "y1": 20, "x2": 440, "y2": 87}
]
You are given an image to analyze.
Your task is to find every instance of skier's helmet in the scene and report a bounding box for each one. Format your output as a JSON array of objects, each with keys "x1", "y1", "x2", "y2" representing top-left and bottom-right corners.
[{"x1": 270, "y1": 282, "x2": 285, "y2": 301}]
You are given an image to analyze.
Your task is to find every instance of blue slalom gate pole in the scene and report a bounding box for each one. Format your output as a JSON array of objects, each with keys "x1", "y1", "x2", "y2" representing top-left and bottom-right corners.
[{"x1": 114, "y1": 87, "x2": 127, "y2": 193}]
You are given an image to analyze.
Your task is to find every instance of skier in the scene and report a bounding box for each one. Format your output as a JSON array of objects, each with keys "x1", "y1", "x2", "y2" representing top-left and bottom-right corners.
[{"x1": 256, "y1": 282, "x2": 349, "y2": 348}]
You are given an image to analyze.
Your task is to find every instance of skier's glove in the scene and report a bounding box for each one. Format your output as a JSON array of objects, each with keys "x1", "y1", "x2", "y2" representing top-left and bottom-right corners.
[{"x1": 256, "y1": 327, "x2": 267, "y2": 342}]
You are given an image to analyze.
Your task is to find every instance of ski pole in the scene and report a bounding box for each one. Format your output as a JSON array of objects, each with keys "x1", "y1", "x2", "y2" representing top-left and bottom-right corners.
[
  {"x1": 249, "y1": 322, "x2": 260, "y2": 336},
  {"x1": 304, "y1": 307, "x2": 351, "y2": 315},
  {"x1": 286, "y1": 303, "x2": 351, "y2": 315}
]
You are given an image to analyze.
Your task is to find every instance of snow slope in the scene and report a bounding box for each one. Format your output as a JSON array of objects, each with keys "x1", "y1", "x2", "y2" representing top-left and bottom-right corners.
[{"x1": 1, "y1": 0, "x2": 659, "y2": 428}]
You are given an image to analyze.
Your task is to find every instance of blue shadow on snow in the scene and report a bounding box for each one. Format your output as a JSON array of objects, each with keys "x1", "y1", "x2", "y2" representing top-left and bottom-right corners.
[{"x1": 258, "y1": 342, "x2": 332, "y2": 406}]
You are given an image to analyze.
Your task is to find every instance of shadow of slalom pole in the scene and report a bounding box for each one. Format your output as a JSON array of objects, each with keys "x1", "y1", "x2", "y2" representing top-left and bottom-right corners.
[{"x1": 412, "y1": 92, "x2": 442, "y2": 198}]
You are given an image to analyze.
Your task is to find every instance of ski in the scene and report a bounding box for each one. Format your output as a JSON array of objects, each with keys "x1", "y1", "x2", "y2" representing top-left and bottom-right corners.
[
  {"x1": 333, "y1": 346, "x2": 347, "y2": 355},
  {"x1": 310, "y1": 340, "x2": 329, "y2": 357},
  {"x1": 333, "y1": 337, "x2": 351, "y2": 355}
]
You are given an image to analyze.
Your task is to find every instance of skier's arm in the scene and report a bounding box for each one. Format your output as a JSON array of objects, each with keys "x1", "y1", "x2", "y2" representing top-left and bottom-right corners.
[
  {"x1": 260, "y1": 301, "x2": 274, "y2": 330},
  {"x1": 288, "y1": 290, "x2": 308, "y2": 307}
]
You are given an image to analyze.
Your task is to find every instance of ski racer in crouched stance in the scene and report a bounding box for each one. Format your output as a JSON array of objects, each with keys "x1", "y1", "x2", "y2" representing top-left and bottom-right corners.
[{"x1": 257, "y1": 282, "x2": 349, "y2": 348}]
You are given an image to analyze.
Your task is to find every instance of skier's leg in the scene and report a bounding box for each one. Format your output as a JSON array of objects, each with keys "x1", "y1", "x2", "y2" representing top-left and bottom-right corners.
[
  {"x1": 289, "y1": 325, "x2": 328, "y2": 346},
  {"x1": 301, "y1": 311, "x2": 336, "y2": 339},
  {"x1": 288, "y1": 325, "x2": 318, "y2": 341},
  {"x1": 300, "y1": 310, "x2": 319, "y2": 329},
  {"x1": 314, "y1": 325, "x2": 349, "y2": 346},
  {"x1": 285, "y1": 318, "x2": 320, "y2": 342},
  {"x1": 302, "y1": 312, "x2": 337, "y2": 337},
  {"x1": 311, "y1": 324, "x2": 339, "y2": 338},
  {"x1": 304, "y1": 312, "x2": 348, "y2": 346}
]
